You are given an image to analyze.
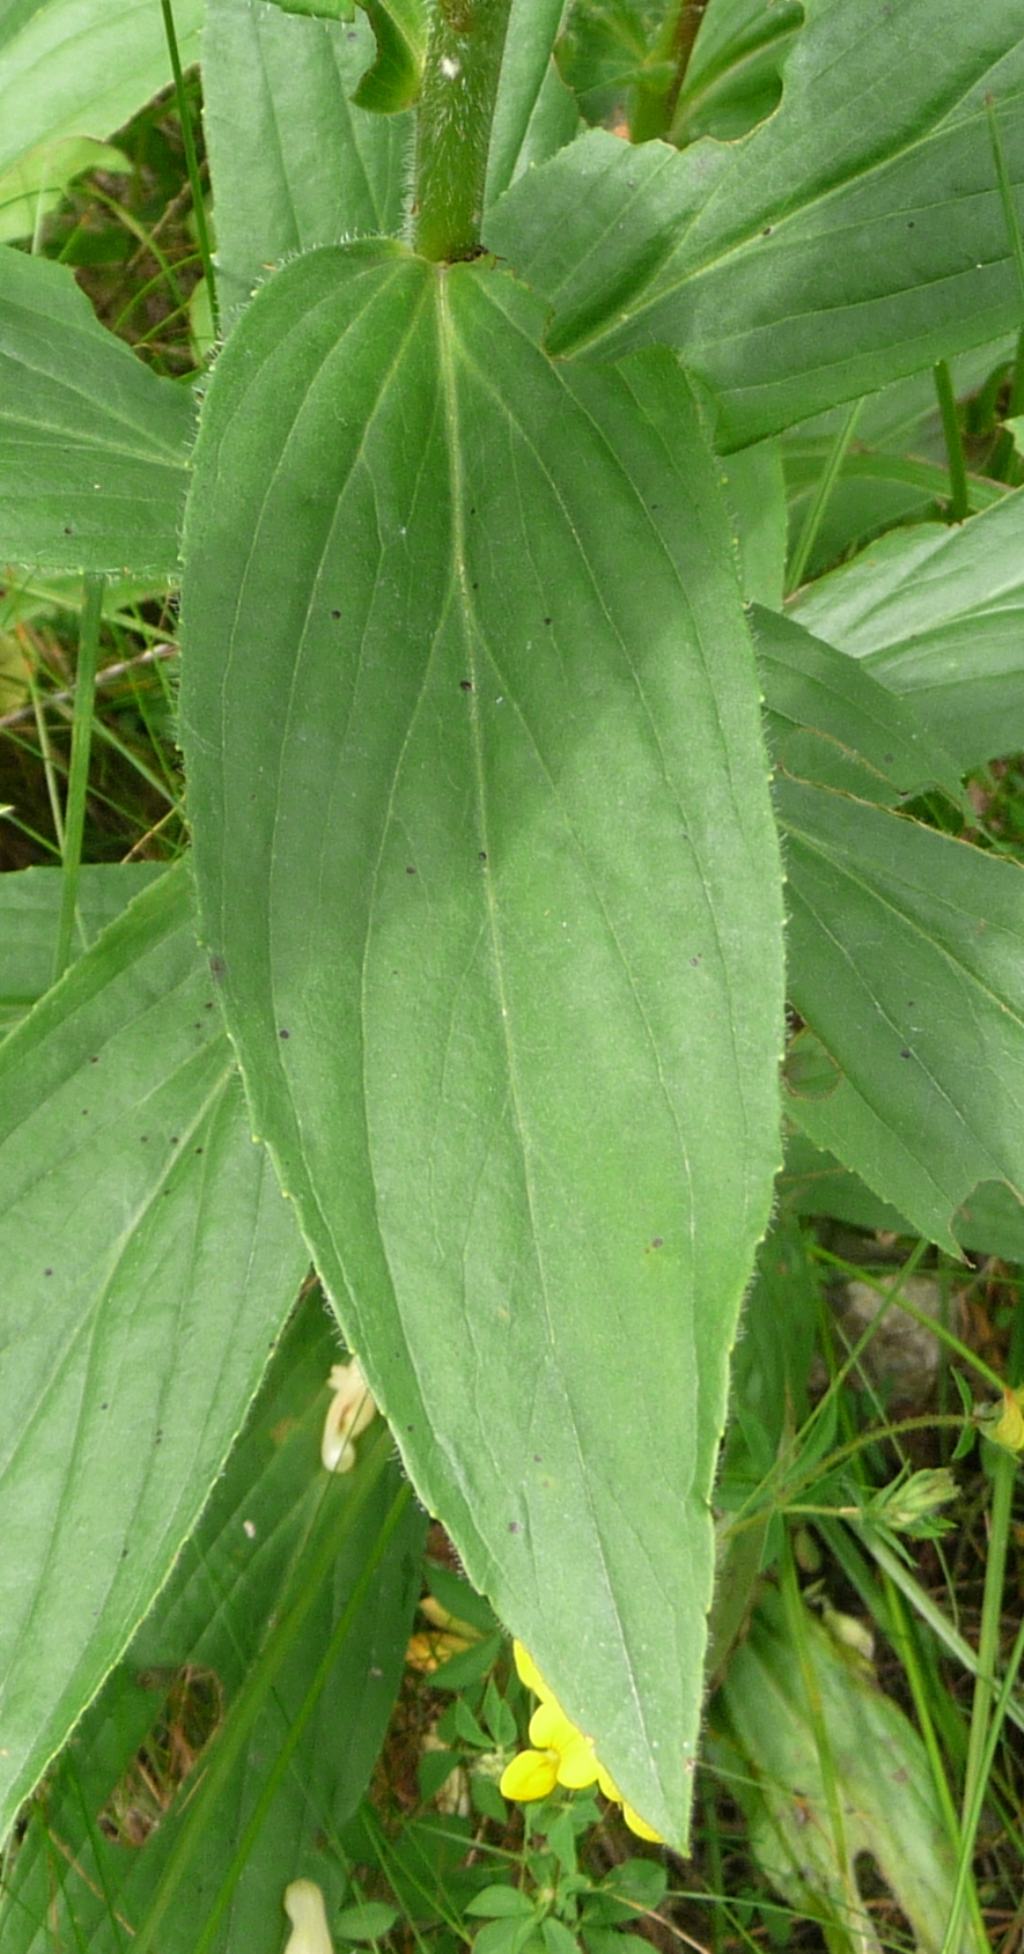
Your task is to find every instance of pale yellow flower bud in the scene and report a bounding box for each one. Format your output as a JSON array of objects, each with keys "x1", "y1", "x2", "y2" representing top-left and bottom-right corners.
[
  {"x1": 321, "y1": 1358, "x2": 378, "y2": 1473},
  {"x1": 283, "y1": 1879, "x2": 334, "y2": 1954}
]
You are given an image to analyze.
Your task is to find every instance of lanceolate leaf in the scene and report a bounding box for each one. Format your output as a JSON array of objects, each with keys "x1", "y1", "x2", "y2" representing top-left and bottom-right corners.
[
  {"x1": 180, "y1": 240, "x2": 785, "y2": 1844},
  {"x1": 0, "y1": 864, "x2": 308, "y2": 1843},
  {"x1": 484, "y1": 3, "x2": 1024, "y2": 445},
  {"x1": 202, "y1": 0, "x2": 412, "y2": 327},
  {"x1": 0, "y1": 248, "x2": 193, "y2": 575},
  {"x1": 790, "y1": 488, "x2": 1024, "y2": 769},
  {"x1": 779, "y1": 777, "x2": 1024, "y2": 1252}
]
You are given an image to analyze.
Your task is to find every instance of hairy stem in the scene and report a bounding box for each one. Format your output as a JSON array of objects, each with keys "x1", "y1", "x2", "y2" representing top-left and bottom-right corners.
[{"x1": 413, "y1": 0, "x2": 514, "y2": 263}]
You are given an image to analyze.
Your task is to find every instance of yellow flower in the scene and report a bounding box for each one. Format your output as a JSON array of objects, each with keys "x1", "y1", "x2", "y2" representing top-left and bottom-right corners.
[
  {"x1": 500, "y1": 1641, "x2": 663, "y2": 1844},
  {"x1": 320, "y1": 1358, "x2": 377, "y2": 1473},
  {"x1": 978, "y1": 1384, "x2": 1024, "y2": 1454}
]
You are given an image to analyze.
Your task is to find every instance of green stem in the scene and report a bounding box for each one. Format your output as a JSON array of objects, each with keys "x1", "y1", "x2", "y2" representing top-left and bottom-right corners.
[
  {"x1": 630, "y1": 0, "x2": 708, "y2": 144},
  {"x1": 413, "y1": 0, "x2": 514, "y2": 263},
  {"x1": 53, "y1": 575, "x2": 104, "y2": 984},
  {"x1": 159, "y1": 0, "x2": 219, "y2": 340},
  {"x1": 934, "y1": 359, "x2": 969, "y2": 521}
]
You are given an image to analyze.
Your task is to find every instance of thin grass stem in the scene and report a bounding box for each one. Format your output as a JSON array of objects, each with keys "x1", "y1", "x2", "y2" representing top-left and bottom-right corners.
[{"x1": 53, "y1": 576, "x2": 104, "y2": 983}]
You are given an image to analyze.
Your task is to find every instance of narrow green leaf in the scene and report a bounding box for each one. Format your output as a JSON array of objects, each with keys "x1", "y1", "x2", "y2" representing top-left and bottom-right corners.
[
  {"x1": 753, "y1": 606, "x2": 963, "y2": 805},
  {"x1": 0, "y1": 0, "x2": 202, "y2": 183},
  {"x1": 0, "y1": 860, "x2": 162, "y2": 1028},
  {"x1": 0, "y1": 1298, "x2": 424, "y2": 1953},
  {"x1": 779, "y1": 778, "x2": 1024, "y2": 1251},
  {"x1": 714, "y1": 1590, "x2": 959, "y2": 1951},
  {"x1": 0, "y1": 248, "x2": 193, "y2": 575},
  {"x1": 485, "y1": 0, "x2": 576, "y2": 205},
  {"x1": 202, "y1": 0, "x2": 412, "y2": 327},
  {"x1": 180, "y1": 240, "x2": 784, "y2": 1844},
  {"x1": 484, "y1": 4, "x2": 1024, "y2": 444},
  {"x1": 790, "y1": 487, "x2": 1024, "y2": 769},
  {"x1": 0, "y1": 863, "x2": 308, "y2": 1843}
]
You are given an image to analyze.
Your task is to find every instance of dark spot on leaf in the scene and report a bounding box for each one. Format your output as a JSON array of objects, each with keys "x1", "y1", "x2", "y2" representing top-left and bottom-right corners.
[
  {"x1": 81, "y1": 1108, "x2": 88, "y2": 1116},
  {"x1": 907, "y1": 220, "x2": 914, "y2": 229},
  {"x1": 883, "y1": 752, "x2": 894, "y2": 764},
  {"x1": 459, "y1": 678, "x2": 473, "y2": 692},
  {"x1": 533, "y1": 1454, "x2": 541, "y2": 1463},
  {"x1": 170, "y1": 1136, "x2": 179, "y2": 1145},
  {"x1": 195, "y1": 1146, "x2": 204, "y2": 1155},
  {"x1": 507, "y1": 1521, "x2": 520, "y2": 1533},
  {"x1": 543, "y1": 616, "x2": 552, "y2": 626},
  {"x1": 469, "y1": 506, "x2": 476, "y2": 516},
  {"x1": 330, "y1": 608, "x2": 341, "y2": 619},
  {"x1": 89, "y1": 1055, "x2": 99, "y2": 1064},
  {"x1": 205, "y1": 1000, "x2": 215, "y2": 1010},
  {"x1": 690, "y1": 955, "x2": 702, "y2": 967},
  {"x1": 899, "y1": 1047, "x2": 911, "y2": 1059},
  {"x1": 140, "y1": 1134, "x2": 149, "y2": 1144},
  {"x1": 762, "y1": 225, "x2": 773, "y2": 237},
  {"x1": 44, "y1": 1268, "x2": 53, "y2": 1277},
  {"x1": 651, "y1": 1237, "x2": 664, "y2": 1249},
  {"x1": 478, "y1": 850, "x2": 487, "y2": 863},
  {"x1": 279, "y1": 1028, "x2": 291, "y2": 1039},
  {"x1": 407, "y1": 1423, "x2": 415, "y2": 1432},
  {"x1": 63, "y1": 523, "x2": 74, "y2": 535},
  {"x1": 405, "y1": 865, "x2": 416, "y2": 876},
  {"x1": 101, "y1": 1402, "x2": 109, "y2": 1411},
  {"x1": 209, "y1": 954, "x2": 226, "y2": 981}
]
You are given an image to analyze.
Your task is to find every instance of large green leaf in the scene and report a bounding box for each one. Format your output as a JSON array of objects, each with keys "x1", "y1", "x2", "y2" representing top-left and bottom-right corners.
[
  {"x1": 782, "y1": 1128, "x2": 1024, "y2": 1264},
  {"x1": 202, "y1": 0, "x2": 412, "y2": 326},
  {"x1": 779, "y1": 777, "x2": 1024, "y2": 1252},
  {"x1": 790, "y1": 488, "x2": 1024, "y2": 769},
  {"x1": 0, "y1": 247, "x2": 193, "y2": 574},
  {"x1": 179, "y1": 239, "x2": 785, "y2": 1844},
  {"x1": 0, "y1": 0, "x2": 202, "y2": 183},
  {"x1": 484, "y1": 3, "x2": 1024, "y2": 445},
  {"x1": 0, "y1": 863, "x2": 308, "y2": 1844},
  {"x1": 0, "y1": 1297, "x2": 423, "y2": 1953}
]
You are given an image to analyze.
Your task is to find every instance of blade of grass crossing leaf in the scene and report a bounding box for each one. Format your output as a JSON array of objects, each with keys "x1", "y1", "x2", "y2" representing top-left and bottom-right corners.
[
  {"x1": 933, "y1": 360, "x2": 969, "y2": 521},
  {"x1": 192, "y1": 1475, "x2": 414, "y2": 1954},
  {"x1": 785, "y1": 401, "x2": 861, "y2": 595},
  {"x1": 131, "y1": 1425, "x2": 401, "y2": 1954},
  {"x1": 987, "y1": 97, "x2": 1024, "y2": 417},
  {"x1": 942, "y1": 1599, "x2": 1024, "y2": 1954},
  {"x1": 159, "y1": 0, "x2": 218, "y2": 337},
  {"x1": 950, "y1": 1448, "x2": 1015, "y2": 1952},
  {"x1": 53, "y1": 574, "x2": 103, "y2": 982}
]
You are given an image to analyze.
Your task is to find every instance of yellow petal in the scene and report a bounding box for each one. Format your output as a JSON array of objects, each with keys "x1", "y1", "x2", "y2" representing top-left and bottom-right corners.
[
  {"x1": 622, "y1": 1802, "x2": 664, "y2": 1844},
  {"x1": 597, "y1": 1764, "x2": 621, "y2": 1802},
  {"x1": 529, "y1": 1701, "x2": 577, "y2": 1749},
  {"x1": 500, "y1": 1748, "x2": 560, "y2": 1802},
  {"x1": 513, "y1": 1640, "x2": 554, "y2": 1703},
  {"x1": 554, "y1": 1732, "x2": 600, "y2": 1790}
]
